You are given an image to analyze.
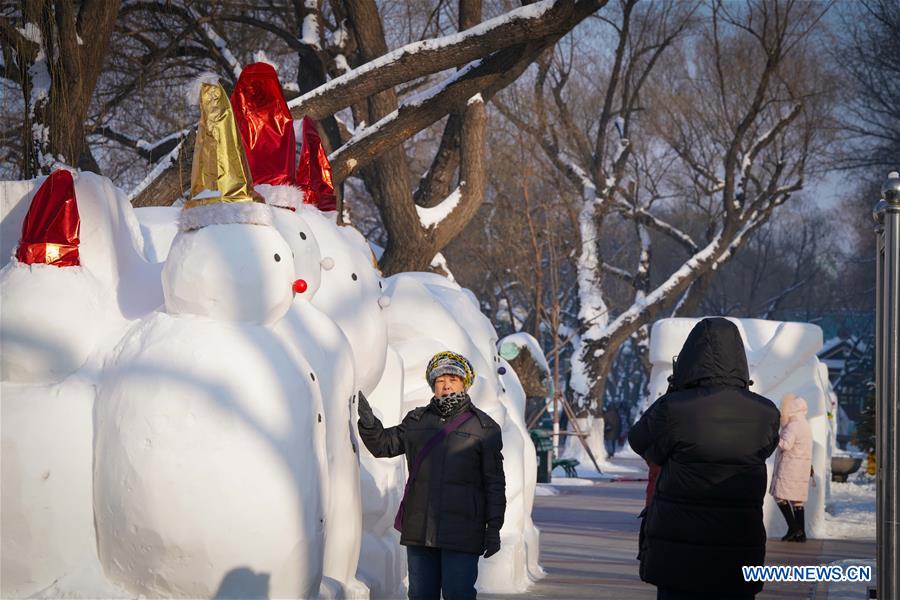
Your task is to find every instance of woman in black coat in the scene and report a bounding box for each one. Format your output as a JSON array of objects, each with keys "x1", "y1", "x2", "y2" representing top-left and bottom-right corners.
[
  {"x1": 629, "y1": 318, "x2": 780, "y2": 600},
  {"x1": 356, "y1": 351, "x2": 506, "y2": 600}
]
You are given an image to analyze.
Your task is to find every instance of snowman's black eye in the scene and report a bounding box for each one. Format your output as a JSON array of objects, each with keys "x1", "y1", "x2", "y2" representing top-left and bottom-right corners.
[
  {"x1": 274, "y1": 253, "x2": 281, "y2": 262},
  {"x1": 299, "y1": 231, "x2": 307, "y2": 240},
  {"x1": 351, "y1": 273, "x2": 358, "y2": 281}
]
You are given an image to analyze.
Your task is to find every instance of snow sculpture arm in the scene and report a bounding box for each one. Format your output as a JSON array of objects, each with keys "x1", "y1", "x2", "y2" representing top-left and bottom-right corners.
[
  {"x1": 481, "y1": 424, "x2": 506, "y2": 532},
  {"x1": 357, "y1": 398, "x2": 407, "y2": 458},
  {"x1": 628, "y1": 398, "x2": 671, "y2": 466}
]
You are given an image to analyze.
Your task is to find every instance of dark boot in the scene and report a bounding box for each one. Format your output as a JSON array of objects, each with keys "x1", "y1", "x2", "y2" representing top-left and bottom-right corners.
[
  {"x1": 789, "y1": 505, "x2": 806, "y2": 542},
  {"x1": 777, "y1": 501, "x2": 796, "y2": 541}
]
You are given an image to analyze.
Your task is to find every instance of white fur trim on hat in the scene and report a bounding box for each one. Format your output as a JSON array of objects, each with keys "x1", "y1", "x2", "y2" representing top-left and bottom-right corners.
[
  {"x1": 179, "y1": 200, "x2": 273, "y2": 231},
  {"x1": 428, "y1": 365, "x2": 468, "y2": 387},
  {"x1": 256, "y1": 184, "x2": 306, "y2": 211}
]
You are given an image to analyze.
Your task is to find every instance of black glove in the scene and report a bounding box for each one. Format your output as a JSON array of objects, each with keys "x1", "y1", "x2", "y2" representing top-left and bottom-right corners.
[
  {"x1": 483, "y1": 526, "x2": 501, "y2": 559},
  {"x1": 357, "y1": 391, "x2": 376, "y2": 428}
]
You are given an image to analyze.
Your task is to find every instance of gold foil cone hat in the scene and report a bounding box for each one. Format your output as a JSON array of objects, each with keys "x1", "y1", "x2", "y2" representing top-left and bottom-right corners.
[{"x1": 181, "y1": 82, "x2": 271, "y2": 231}]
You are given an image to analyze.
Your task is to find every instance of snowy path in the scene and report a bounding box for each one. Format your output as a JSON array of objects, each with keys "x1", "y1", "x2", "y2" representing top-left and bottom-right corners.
[{"x1": 484, "y1": 456, "x2": 875, "y2": 600}]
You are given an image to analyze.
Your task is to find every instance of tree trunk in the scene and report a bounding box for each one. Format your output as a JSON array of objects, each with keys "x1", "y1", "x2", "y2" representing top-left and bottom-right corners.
[
  {"x1": 293, "y1": 2, "x2": 345, "y2": 219},
  {"x1": 343, "y1": 0, "x2": 422, "y2": 272},
  {"x1": 8, "y1": 0, "x2": 121, "y2": 176},
  {"x1": 673, "y1": 272, "x2": 714, "y2": 317}
]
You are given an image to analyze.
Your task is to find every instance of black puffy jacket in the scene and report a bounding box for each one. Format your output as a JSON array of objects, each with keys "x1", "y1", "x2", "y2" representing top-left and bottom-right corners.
[
  {"x1": 358, "y1": 397, "x2": 506, "y2": 554},
  {"x1": 629, "y1": 318, "x2": 780, "y2": 596}
]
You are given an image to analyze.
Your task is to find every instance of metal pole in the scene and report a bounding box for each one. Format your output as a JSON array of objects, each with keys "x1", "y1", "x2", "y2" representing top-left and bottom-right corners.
[
  {"x1": 875, "y1": 171, "x2": 900, "y2": 600},
  {"x1": 874, "y1": 195, "x2": 885, "y2": 600}
]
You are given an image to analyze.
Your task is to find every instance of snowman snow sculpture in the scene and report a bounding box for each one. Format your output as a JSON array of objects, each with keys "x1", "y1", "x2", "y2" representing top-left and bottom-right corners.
[
  {"x1": 496, "y1": 334, "x2": 547, "y2": 582},
  {"x1": 231, "y1": 63, "x2": 368, "y2": 599},
  {"x1": 287, "y1": 119, "x2": 401, "y2": 598},
  {"x1": 93, "y1": 83, "x2": 328, "y2": 599},
  {"x1": 299, "y1": 193, "x2": 402, "y2": 597},
  {"x1": 0, "y1": 170, "x2": 128, "y2": 598}
]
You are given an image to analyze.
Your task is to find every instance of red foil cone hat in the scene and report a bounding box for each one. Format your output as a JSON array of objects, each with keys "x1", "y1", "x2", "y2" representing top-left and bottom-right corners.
[
  {"x1": 230, "y1": 63, "x2": 296, "y2": 187},
  {"x1": 16, "y1": 169, "x2": 80, "y2": 267},
  {"x1": 297, "y1": 116, "x2": 337, "y2": 212}
]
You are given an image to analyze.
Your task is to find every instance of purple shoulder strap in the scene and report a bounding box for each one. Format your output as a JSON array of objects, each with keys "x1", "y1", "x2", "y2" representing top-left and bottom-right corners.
[{"x1": 393, "y1": 410, "x2": 475, "y2": 532}]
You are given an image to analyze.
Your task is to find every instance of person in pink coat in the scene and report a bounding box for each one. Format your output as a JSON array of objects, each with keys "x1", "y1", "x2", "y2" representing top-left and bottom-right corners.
[{"x1": 770, "y1": 393, "x2": 813, "y2": 542}]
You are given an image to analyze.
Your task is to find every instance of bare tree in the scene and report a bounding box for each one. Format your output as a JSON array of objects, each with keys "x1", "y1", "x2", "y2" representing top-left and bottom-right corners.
[
  {"x1": 835, "y1": 0, "x2": 900, "y2": 171},
  {"x1": 496, "y1": 0, "x2": 837, "y2": 415},
  {"x1": 109, "y1": 0, "x2": 606, "y2": 275},
  {"x1": 1, "y1": 0, "x2": 122, "y2": 176}
]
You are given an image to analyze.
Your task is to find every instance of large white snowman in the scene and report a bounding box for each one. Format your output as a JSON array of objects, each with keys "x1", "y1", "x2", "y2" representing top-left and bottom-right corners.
[
  {"x1": 380, "y1": 272, "x2": 541, "y2": 593},
  {"x1": 265, "y1": 198, "x2": 370, "y2": 599},
  {"x1": 1, "y1": 169, "x2": 158, "y2": 598},
  {"x1": 93, "y1": 83, "x2": 329, "y2": 599},
  {"x1": 274, "y1": 207, "x2": 406, "y2": 595},
  {"x1": 229, "y1": 63, "x2": 373, "y2": 598}
]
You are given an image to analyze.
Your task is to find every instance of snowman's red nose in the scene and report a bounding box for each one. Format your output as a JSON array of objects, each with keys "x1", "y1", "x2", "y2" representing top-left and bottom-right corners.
[{"x1": 292, "y1": 279, "x2": 308, "y2": 294}]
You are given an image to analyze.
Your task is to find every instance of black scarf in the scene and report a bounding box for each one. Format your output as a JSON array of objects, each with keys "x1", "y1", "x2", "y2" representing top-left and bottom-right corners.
[{"x1": 430, "y1": 391, "x2": 471, "y2": 418}]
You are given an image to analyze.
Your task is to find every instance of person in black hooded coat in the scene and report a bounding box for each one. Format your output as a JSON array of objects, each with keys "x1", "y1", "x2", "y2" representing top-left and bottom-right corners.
[{"x1": 629, "y1": 318, "x2": 780, "y2": 600}]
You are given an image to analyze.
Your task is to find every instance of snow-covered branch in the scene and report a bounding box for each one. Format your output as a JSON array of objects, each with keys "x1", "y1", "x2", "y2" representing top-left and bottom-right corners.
[
  {"x1": 287, "y1": 0, "x2": 603, "y2": 120},
  {"x1": 93, "y1": 127, "x2": 190, "y2": 163},
  {"x1": 432, "y1": 93, "x2": 486, "y2": 249},
  {"x1": 300, "y1": 0, "x2": 322, "y2": 51},
  {"x1": 601, "y1": 262, "x2": 635, "y2": 284},
  {"x1": 129, "y1": 137, "x2": 188, "y2": 204},
  {"x1": 602, "y1": 229, "x2": 725, "y2": 336},
  {"x1": 619, "y1": 204, "x2": 699, "y2": 254},
  {"x1": 739, "y1": 104, "x2": 803, "y2": 182},
  {"x1": 189, "y1": 8, "x2": 241, "y2": 80},
  {"x1": 328, "y1": 38, "x2": 553, "y2": 183},
  {"x1": 417, "y1": 186, "x2": 462, "y2": 228}
]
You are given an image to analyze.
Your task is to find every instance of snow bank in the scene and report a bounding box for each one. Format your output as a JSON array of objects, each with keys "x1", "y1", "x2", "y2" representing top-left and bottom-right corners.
[
  {"x1": 645, "y1": 318, "x2": 837, "y2": 539},
  {"x1": 824, "y1": 478, "x2": 876, "y2": 540}
]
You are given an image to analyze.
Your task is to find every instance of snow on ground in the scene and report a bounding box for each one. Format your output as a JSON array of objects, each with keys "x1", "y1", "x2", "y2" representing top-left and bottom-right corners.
[
  {"x1": 549, "y1": 450, "x2": 648, "y2": 484},
  {"x1": 546, "y1": 477, "x2": 596, "y2": 487},
  {"x1": 535, "y1": 485, "x2": 560, "y2": 496},
  {"x1": 818, "y1": 559, "x2": 877, "y2": 600},
  {"x1": 823, "y1": 477, "x2": 876, "y2": 540}
]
